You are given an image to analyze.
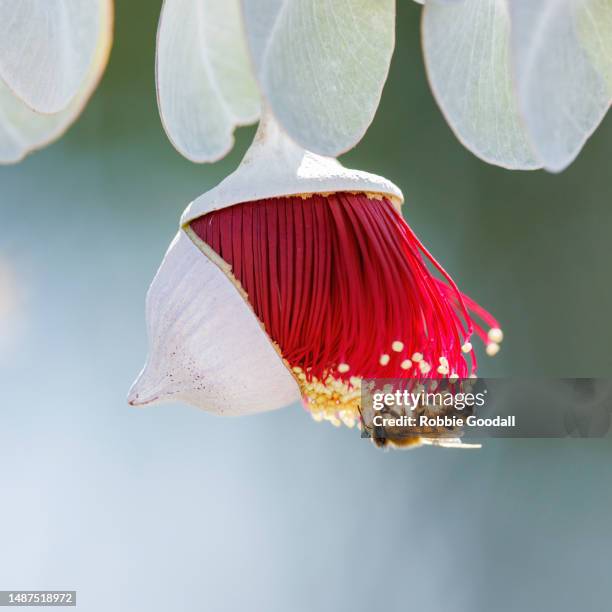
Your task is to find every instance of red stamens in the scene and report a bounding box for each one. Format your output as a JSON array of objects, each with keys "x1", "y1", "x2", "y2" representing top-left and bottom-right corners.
[{"x1": 190, "y1": 193, "x2": 500, "y2": 385}]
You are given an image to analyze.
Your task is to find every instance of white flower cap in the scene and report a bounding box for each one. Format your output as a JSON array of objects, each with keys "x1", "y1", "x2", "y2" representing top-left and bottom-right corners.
[
  {"x1": 128, "y1": 231, "x2": 301, "y2": 413},
  {"x1": 181, "y1": 113, "x2": 403, "y2": 226}
]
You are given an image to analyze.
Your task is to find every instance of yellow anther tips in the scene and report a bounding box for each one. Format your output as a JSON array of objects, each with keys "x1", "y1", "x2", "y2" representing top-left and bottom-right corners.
[
  {"x1": 488, "y1": 328, "x2": 504, "y2": 344},
  {"x1": 486, "y1": 342, "x2": 500, "y2": 356},
  {"x1": 300, "y1": 371, "x2": 362, "y2": 429},
  {"x1": 391, "y1": 340, "x2": 404, "y2": 352}
]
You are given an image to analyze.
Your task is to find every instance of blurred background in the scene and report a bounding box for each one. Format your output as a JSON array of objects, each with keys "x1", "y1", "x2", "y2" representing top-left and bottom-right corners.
[{"x1": 1, "y1": 2, "x2": 611, "y2": 611}]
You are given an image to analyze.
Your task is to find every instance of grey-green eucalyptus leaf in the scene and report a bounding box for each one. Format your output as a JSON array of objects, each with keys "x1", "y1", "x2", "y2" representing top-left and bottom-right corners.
[
  {"x1": 156, "y1": 0, "x2": 260, "y2": 162},
  {"x1": 422, "y1": 0, "x2": 539, "y2": 170},
  {"x1": 509, "y1": 0, "x2": 612, "y2": 172},
  {"x1": 0, "y1": 0, "x2": 113, "y2": 114},
  {"x1": 240, "y1": 0, "x2": 396, "y2": 156},
  {"x1": 423, "y1": 0, "x2": 612, "y2": 172}
]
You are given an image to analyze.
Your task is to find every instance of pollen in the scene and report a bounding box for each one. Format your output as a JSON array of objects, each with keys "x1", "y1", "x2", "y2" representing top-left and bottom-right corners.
[
  {"x1": 400, "y1": 359, "x2": 412, "y2": 370},
  {"x1": 392, "y1": 340, "x2": 404, "y2": 352},
  {"x1": 488, "y1": 327, "x2": 504, "y2": 344},
  {"x1": 298, "y1": 373, "x2": 361, "y2": 427},
  {"x1": 462, "y1": 342, "x2": 473, "y2": 353},
  {"x1": 379, "y1": 354, "x2": 391, "y2": 366},
  {"x1": 337, "y1": 363, "x2": 350, "y2": 374},
  {"x1": 412, "y1": 352, "x2": 424, "y2": 362},
  {"x1": 486, "y1": 342, "x2": 500, "y2": 356}
]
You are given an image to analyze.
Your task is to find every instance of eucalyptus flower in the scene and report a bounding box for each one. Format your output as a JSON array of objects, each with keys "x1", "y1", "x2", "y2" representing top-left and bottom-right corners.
[
  {"x1": 156, "y1": 0, "x2": 611, "y2": 172},
  {"x1": 0, "y1": 1, "x2": 113, "y2": 163},
  {"x1": 129, "y1": 1, "x2": 519, "y2": 448},
  {"x1": 129, "y1": 115, "x2": 502, "y2": 447}
]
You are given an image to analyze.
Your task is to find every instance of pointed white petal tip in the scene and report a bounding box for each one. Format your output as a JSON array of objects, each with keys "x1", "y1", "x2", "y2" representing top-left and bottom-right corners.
[
  {"x1": 127, "y1": 366, "x2": 166, "y2": 407},
  {"x1": 181, "y1": 113, "x2": 403, "y2": 225},
  {"x1": 128, "y1": 231, "x2": 300, "y2": 416}
]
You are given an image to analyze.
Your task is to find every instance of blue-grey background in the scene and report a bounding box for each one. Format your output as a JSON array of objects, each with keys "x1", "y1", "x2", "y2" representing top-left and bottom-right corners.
[{"x1": 1, "y1": 2, "x2": 611, "y2": 611}]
